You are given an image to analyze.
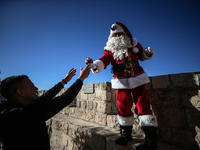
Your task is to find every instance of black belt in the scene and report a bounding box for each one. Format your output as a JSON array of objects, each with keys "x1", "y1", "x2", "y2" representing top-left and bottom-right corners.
[{"x1": 112, "y1": 60, "x2": 139, "y2": 74}]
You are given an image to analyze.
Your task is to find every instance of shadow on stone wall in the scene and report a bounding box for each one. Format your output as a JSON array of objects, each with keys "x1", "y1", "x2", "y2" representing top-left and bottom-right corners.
[{"x1": 147, "y1": 73, "x2": 200, "y2": 149}]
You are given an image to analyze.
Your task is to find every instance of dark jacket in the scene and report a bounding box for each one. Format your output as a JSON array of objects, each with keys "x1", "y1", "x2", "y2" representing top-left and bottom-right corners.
[{"x1": 0, "y1": 79, "x2": 82, "y2": 150}]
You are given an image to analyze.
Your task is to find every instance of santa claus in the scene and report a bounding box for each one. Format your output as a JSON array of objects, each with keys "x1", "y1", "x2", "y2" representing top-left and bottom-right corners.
[{"x1": 85, "y1": 22, "x2": 158, "y2": 150}]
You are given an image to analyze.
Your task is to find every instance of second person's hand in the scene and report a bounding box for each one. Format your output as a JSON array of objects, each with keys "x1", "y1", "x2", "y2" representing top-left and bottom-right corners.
[{"x1": 78, "y1": 65, "x2": 91, "y2": 82}]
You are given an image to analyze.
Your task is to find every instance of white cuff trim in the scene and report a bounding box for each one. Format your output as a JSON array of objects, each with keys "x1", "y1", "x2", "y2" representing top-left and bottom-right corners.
[
  {"x1": 139, "y1": 115, "x2": 158, "y2": 127},
  {"x1": 91, "y1": 60, "x2": 105, "y2": 74},
  {"x1": 117, "y1": 115, "x2": 133, "y2": 126}
]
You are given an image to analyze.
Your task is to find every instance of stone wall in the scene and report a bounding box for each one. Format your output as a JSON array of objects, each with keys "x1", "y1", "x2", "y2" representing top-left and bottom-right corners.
[{"x1": 43, "y1": 72, "x2": 200, "y2": 150}]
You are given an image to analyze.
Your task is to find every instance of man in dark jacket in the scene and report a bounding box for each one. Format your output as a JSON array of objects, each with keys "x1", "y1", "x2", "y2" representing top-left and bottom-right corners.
[{"x1": 0, "y1": 66, "x2": 90, "y2": 150}]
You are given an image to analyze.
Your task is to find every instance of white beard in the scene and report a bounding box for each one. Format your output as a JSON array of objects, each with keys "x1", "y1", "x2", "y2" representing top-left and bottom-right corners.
[{"x1": 105, "y1": 34, "x2": 132, "y2": 60}]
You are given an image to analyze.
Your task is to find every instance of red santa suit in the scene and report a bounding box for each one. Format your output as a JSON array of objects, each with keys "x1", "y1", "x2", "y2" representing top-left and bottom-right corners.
[{"x1": 91, "y1": 22, "x2": 158, "y2": 128}]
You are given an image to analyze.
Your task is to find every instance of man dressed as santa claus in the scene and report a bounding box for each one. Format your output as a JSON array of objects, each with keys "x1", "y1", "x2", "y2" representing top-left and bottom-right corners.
[{"x1": 85, "y1": 22, "x2": 158, "y2": 150}]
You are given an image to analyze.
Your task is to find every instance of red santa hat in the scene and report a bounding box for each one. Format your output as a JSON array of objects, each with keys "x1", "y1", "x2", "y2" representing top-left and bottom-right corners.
[
  {"x1": 108, "y1": 22, "x2": 140, "y2": 53},
  {"x1": 109, "y1": 22, "x2": 134, "y2": 46}
]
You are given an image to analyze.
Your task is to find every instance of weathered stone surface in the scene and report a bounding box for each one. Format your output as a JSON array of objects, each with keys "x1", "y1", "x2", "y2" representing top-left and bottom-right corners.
[
  {"x1": 85, "y1": 110, "x2": 96, "y2": 122},
  {"x1": 107, "y1": 114, "x2": 119, "y2": 129},
  {"x1": 74, "y1": 108, "x2": 86, "y2": 120},
  {"x1": 81, "y1": 100, "x2": 87, "y2": 109},
  {"x1": 95, "y1": 113, "x2": 107, "y2": 125},
  {"x1": 195, "y1": 126, "x2": 200, "y2": 149},
  {"x1": 95, "y1": 82, "x2": 111, "y2": 91},
  {"x1": 87, "y1": 100, "x2": 93, "y2": 110},
  {"x1": 145, "y1": 81, "x2": 151, "y2": 90},
  {"x1": 42, "y1": 72, "x2": 200, "y2": 150},
  {"x1": 158, "y1": 107, "x2": 186, "y2": 127},
  {"x1": 171, "y1": 73, "x2": 200, "y2": 87},
  {"x1": 87, "y1": 93, "x2": 96, "y2": 100},
  {"x1": 96, "y1": 101, "x2": 111, "y2": 114},
  {"x1": 185, "y1": 109, "x2": 200, "y2": 129},
  {"x1": 111, "y1": 89, "x2": 117, "y2": 111},
  {"x1": 152, "y1": 75, "x2": 169, "y2": 89},
  {"x1": 147, "y1": 89, "x2": 179, "y2": 106},
  {"x1": 95, "y1": 91, "x2": 111, "y2": 101},
  {"x1": 81, "y1": 92, "x2": 88, "y2": 100},
  {"x1": 160, "y1": 127, "x2": 196, "y2": 149},
  {"x1": 180, "y1": 89, "x2": 200, "y2": 108}
]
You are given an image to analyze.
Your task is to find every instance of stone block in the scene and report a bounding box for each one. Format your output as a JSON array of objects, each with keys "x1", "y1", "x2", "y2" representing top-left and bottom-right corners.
[
  {"x1": 69, "y1": 107, "x2": 76, "y2": 116},
  {"x1": 95, "y1": 82, "x2": 111, "y2": 91},
  {"x1": 195, "y1": 126, "x2": 200, "y2": 149},
  {"x1": 97, "y1": 101, "x2": 111, "y2": 114},
  {"x1": 81, "y1": 101, "x2": 87, "y2": 109},
  {"x1": 158, "y1": 107, "x2": 186, "y2": 127},
  {"x1": 68, "y1": 124, "x2": 79, "y2": 139},
  {"x1": 81, "y1": 92, "x2": 88, "y2": 100},
  {"x1": 50, "y1": 129, "x2": 66, "y2": 150},
  {"x1": 95, "y1": 113, "x2": 107, "y2": 125},
  {"x1": 171, "y1": 73, "x2": 200, "y2": 87},
  {"x1": 87, "y1": 93, "x2": 96, "y2": 100},
  {"x1": 76, "y1": 100, "x2": 81, "y2": 108},
  {"x1": 147, "y1": 89, "x2": 179, "y2": 106},
  {"x1": 160, "y1": 127, "x2": 195, "y2": 149},
  {"x1": 86, "y1": 110, "x2": 96, "y2": 122},
  {"x1": 76, "y1": 91, "x2": 81, "y2": 100},
  {"x1": 152, "y1": 75, "x2": 169, "y2": 89},
  {"x1": 74, "y1": 108, "x2": 86, "y2": 120},
  {"x1": 87, "y1": 100, "x2": 93, "y2": 110},
  {"x1": 185, "y1": 109, "x2": 200, "y2": 129},
  {"x1": 180, "y1": 90, "x2": 200, "y2": 108},
  {"x1": 95, "y1": 91, "x2": 111, "y2": 101},
  {"x1": 111, "y1": 89, "x2": 117, "y2": 111},
  {"x1": 145, "y1": 81, "x2": 151, "y2": 90},
  {"x1": 52, "y1": 119, "x2": 64, "y2": 131},
  {"x1": 107, "y1": 114, "x2": 119, "y2": 129}
]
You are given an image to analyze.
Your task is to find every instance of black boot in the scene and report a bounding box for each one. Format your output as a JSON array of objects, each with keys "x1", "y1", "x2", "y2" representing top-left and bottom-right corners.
[
  {"x1": 115, "y1": 125, "x2": 133, "y2": 146},
  {"x1": 136, "y1": 127, "x2": 157, "y2": 150}
]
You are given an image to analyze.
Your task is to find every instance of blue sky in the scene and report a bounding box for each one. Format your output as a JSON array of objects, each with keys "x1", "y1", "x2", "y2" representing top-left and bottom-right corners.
[{"x1": 0, "y1": 0, "x2": 200, "y2": 90}]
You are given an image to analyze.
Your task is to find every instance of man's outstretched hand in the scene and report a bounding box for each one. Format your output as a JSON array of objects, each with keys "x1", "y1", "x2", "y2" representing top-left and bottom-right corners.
[{"x1": 78, "y1": 65, "x2": 91, "y2": 82}]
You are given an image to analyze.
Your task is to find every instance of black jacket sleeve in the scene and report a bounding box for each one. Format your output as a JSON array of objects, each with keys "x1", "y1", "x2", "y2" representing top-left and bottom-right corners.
[
  {"x1": 20, "y1": 79, "x2": 83, "y2": 125},
  {"x1": 37, "y1": 82, "x2": 64, "y2": 102}
]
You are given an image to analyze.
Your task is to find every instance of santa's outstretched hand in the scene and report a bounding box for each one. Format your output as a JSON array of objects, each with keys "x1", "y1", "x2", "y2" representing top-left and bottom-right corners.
[{"x1": 144, "y1": 47, "x2": 154, "y2": 57}]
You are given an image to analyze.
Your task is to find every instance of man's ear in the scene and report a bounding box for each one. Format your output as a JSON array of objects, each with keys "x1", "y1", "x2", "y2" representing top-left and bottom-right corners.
[{"x1": 16, "y1": 89, "x2": 25, "y2": 97}]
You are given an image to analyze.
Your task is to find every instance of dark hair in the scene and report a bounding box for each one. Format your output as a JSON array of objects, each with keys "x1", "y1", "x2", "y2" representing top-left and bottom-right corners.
[{"x1": 0, "y1": 75, "x2": 29, "y2": 101}]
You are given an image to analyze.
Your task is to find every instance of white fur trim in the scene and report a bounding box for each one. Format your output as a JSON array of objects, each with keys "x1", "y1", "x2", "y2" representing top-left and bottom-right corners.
[
  {"x1": 132, "y1": 38, "x2": 138, "y2": 47},
  {"x1": 139, "y1": 115, "x2": 158, "y2": 127},
  {"x1": 111, "y1": 72, "x2": 150, "y2": 89},
  {"x1": 117, "y1": 115, "x2": 133, "y2": 126},
  {"x1": 89, "y1": 63, "x2": 96, "y2": 69},
  {"x1": 110, "y1": 23, "x2": 124, "y2": 35},
  {"x1": 142, "y1": 47, "x2": 155, "y2": 60},
  {"x1": 91, "y1": 60, "x2": 105, "y2": 74},
  {"x1": 132, "y1": 47, "x2": 139, "y2": 53}
]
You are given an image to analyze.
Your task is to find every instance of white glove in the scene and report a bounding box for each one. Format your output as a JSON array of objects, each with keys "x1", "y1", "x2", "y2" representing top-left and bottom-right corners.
[
  {"x1": 90, "y1": 63, "x2": 97, "y2": 70},
  {"x1": 144, "y1": 47, "x2": 154, "y2": 55}
]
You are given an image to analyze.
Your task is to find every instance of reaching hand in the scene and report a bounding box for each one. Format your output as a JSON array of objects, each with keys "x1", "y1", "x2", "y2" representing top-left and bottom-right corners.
[
  {"x1": 63, "y1": 68, "x2": 76, "y2": 82},
  {"x1": 144, "y1": 47, "x2": 154, "y2": 57},
  {"x1": 144, "y1": 47, "x2": 154, "y2": 55},
  {"x1": 78, "y1": 65, "x2": 91, "y2": 82}
]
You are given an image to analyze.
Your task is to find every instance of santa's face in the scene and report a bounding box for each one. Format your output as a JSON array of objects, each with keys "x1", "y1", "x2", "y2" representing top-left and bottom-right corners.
[
  {"x1": 113, "y1": 32, "x2": 124, "y2": 37},
  {"x1": 106, "y1": 33, "x2": 132, "y2": 60}
]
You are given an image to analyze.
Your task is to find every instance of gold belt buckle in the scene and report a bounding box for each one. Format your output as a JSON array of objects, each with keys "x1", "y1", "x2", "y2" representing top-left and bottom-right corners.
[{"x1": 123, "y1": 62, "x2": 135, "y2": 70}]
